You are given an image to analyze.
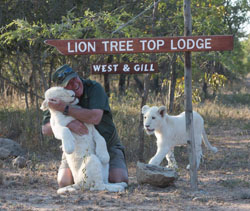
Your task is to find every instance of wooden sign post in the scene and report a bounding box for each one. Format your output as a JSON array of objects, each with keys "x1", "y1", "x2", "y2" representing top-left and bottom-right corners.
[{"x1": 184, "y1": 0, "x2": 197, "y2": 190}]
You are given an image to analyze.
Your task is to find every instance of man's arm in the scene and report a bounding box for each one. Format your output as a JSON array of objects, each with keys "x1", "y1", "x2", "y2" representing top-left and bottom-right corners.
[
  {"x1": 42, "y1": 119, "x2": 89, "y2": 136},
  {"x1": 42, "y1": 99, "x2": 103, "y2": 136},
  {"x1": 47, "y1": 99, "x2": 104, "y2": 125},
  {"x1": 67, "y1": 107, "x2": 103, "y2": 125}
]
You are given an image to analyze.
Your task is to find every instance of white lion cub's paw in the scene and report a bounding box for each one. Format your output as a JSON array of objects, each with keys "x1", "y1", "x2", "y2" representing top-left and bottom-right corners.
[
  {"x1": 118, "y1": 182, "x2": 128, "y2": 188},
  {"x1": 104, "y1": 184, "x2": 125, "y2": 192},
  {"x1": 211, "y1": 146, "x2": 218, "y2": 153},
  {"x1": 148, "y1": 158, "x2": 160, "y2": 166},
  {"x1": 166, "y1": 163, "x2": 178, "y2": 169},
  {"x1": 61, "y1": 138, "x2": 75, "y2": 154},
  {"x1": 57, "y1": 186, "x2": 78, "y2": 195}
]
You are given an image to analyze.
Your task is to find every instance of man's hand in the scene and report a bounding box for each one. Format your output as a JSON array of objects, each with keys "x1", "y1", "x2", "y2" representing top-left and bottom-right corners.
[
  {"x1": 48, "y1": 98, "x2": 66, "y2": 112},
  {"x1": 67, "y1": 119, "x2": 88, "y2": 135},
  {"x1": 48, "y1": 99, "x2": 88, "y2": 135}
]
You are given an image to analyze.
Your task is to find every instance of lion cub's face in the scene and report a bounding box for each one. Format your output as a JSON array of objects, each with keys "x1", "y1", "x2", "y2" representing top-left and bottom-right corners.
[
  {"x1": 46, "y1": 87, "x2": 79, "y2": 105},
  {"x1": 141, "y1": 105, "x2": 166, "y2": 135},
  {"x1": 40, "y1": 87, "x2": 79, "y2": 111}
]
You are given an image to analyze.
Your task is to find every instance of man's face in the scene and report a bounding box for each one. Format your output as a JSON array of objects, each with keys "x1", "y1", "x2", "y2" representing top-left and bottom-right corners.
[{"x1": 65, "y1": 77, "x2": 83, "y2": 98}]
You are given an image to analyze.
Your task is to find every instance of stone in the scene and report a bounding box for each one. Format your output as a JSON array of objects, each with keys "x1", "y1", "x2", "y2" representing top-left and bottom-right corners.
[
  {"x1": 0, "y1": 147, "x2": 10, "y2": 159},
  {"x1": 136, "y1": 162, "x2": 178, "y2": 188},
  {"x1": 0, "y1": 138, "x2": 26, "y2": 158},
  {"x1": 12, "y1": 156, "x2": 27, "y2": 168},
  {"x1": 0, "y1": 172, "x2": 4, "y2": 185}
]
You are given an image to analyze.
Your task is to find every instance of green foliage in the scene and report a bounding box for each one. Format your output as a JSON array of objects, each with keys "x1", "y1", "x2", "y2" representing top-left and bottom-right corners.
[
  {"x1": 174, "y1": 77, "x2": 202, "y2": 104},
  {"x1": 241, "y1": 35, "x2": 250, "y2": 70},
  {"x1": 1, "y1": 19, "x2": 46, "y2": 48},
  {"x1": 204, "y1": 72, "x2": 227, "y2": 92}
]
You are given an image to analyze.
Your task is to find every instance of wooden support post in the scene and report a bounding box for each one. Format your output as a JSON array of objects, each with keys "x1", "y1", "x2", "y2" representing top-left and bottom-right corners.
[{"x1": 184, "y1": 0, "x2": 198, "y2": 190}]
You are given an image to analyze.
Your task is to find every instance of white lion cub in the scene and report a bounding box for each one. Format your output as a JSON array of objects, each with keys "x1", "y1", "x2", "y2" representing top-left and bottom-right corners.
[
  {"x1": 142, "y1": 105, "x2": 218, "y2": 169},
  {"x1": 40, "y1": 87, "x2": 127, "y2": 194}
]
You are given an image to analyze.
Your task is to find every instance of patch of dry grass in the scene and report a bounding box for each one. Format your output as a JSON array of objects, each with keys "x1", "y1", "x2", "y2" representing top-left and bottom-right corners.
[
  {"x1": 195, "y1": 102, "x2": 250, "y2": 131},
  {"x1": 0, "y1": 80, "x2": 250, "y2": 163}
]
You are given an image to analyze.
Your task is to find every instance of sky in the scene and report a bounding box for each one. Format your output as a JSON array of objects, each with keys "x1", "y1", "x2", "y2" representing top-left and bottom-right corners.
[{"x1": 242, "y1": 13, "x2": 250, "y2": 35}]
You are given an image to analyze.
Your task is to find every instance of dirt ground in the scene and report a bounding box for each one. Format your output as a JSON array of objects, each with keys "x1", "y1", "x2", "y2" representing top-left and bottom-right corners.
[{"x1": 0, "y1": 124, "x2": 250, "y2": 211}]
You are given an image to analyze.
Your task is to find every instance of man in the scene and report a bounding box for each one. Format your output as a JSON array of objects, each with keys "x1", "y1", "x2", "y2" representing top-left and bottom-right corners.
[{"x1": 42, "y1": 64, "x2": 128, "y2": 188}]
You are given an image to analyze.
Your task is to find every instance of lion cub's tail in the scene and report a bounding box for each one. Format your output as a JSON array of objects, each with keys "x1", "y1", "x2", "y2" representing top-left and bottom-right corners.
[{"x1": 202, "y1": 128, "x2": 218, "y2": 153}]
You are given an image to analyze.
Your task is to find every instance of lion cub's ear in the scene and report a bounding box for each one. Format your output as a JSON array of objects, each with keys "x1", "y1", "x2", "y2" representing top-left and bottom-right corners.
[
  {"x1": 40, "y1": 100, "x2": 48, "y2": 111},
  {"x1": 158, "y1": 106, "x2": 167, "y2": 117},
  {"x1": 141, "y1": 105, "x2": 150, "y2": 114}
]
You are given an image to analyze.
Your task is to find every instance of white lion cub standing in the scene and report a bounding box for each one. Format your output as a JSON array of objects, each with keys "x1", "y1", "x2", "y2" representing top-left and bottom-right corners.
[
  {"x1": 40, "y1": 87, "x2": 127, "y2": 194},
  {"x1": 142, "y1": 105, "x2": 218, "y2": 169}
]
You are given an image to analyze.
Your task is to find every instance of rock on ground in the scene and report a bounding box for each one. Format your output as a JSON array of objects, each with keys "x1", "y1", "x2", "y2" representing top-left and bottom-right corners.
[
  {"x1": 0, "y1": 147, "x2": 10, "y2": 159},
  {"x1": 12, "y1": 156, "x2": 27, "y2": 168},
  {"x1": 0, "y1": 138, "x2": 26, "y2": 159},
  {"x1": 136, "y1": 161, "x2": 178, "y2": 188}
]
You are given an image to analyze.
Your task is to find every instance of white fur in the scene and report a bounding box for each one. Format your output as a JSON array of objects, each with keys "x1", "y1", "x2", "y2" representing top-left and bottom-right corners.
[
  {"x1": 142, "y1": 105, "x2": 218, "y2": 169},
  {"x1": 41, "y1": 87, "x2": 127, "y2": 194}
]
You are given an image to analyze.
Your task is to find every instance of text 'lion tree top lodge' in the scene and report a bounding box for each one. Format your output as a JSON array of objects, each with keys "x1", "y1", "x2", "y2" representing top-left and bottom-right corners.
[{"x1": 45, "y1": 35, "x2": 233, "y2": 55}]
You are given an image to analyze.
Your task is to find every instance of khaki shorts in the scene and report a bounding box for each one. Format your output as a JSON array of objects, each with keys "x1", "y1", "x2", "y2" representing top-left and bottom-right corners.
[{"x1": 59, "y1": 144, "x2": 128, "y2": 171}]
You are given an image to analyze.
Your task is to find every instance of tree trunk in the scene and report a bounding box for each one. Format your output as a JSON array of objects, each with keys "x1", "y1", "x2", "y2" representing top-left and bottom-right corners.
[
  {"x1": 138, "y1": 74, "x2": 151, "y2": 161},
  {"x1": 202, "y1": 80, "x2": 208, "y2": 100},
  {"x1": 104, "y1": 74, "x2": 110, "y2": 97},
  {"x1": 169, "y1": 54, "x2": 177, "y2": 113},
  {"x1": 104, "y1": 55, "x2": 113, "y2": 97},
  {"x1": 119, "y1": 74, "x2": 126, "y2": 95},
  {"x1": 24, "y1": 83, "x2": 29, "y2": 111}
]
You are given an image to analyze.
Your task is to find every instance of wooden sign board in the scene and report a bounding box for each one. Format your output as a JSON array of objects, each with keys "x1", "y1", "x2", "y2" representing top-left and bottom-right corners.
[
  {"x1": 91, "y1": 63, "x2": 158, "y2": 74},
  {"x1": 45, "y1": 35, "x2": 233, "y2": 55}
]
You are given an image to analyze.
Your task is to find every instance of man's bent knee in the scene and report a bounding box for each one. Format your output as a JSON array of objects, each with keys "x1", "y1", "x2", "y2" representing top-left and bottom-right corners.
[
  {"x1": 109, "y1": 168, "x2": 128, "y2": 184},
  {"x1": 57, "y1": 168, "x2": 74, "y2": 188}
]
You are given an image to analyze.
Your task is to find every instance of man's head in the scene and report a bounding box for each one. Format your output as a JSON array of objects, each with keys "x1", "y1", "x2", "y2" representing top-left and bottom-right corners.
[
  {"x1": 52, "y1": 64, "x2": 78, "y2": 87},
  {"x1": 52, "y1": 64, "x2": 83, "y2": 98}
]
